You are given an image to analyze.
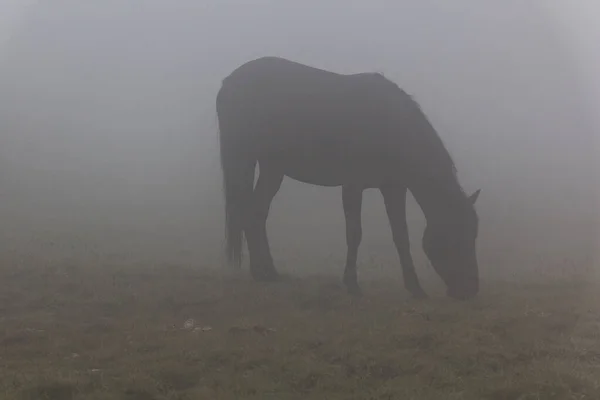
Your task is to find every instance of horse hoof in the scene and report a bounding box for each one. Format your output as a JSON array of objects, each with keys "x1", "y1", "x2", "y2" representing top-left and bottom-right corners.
[
  {"x1": 262, "y1": 272, "x2": 280, "y2": 282},
  {"x1": 410, "y1": 289, "x2": 428, "y2": 300},
  {"x1": 346, "y1": 284, "x2": 363, "y2": 297},
  {"x1": 251, "y1": 269, "x2": 280, "y2": 282}
]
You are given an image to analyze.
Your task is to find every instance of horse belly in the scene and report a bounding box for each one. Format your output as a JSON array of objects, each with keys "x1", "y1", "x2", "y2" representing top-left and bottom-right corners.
[{"x1": 269, "y1": 147, "x2": 394, "y2": 187}]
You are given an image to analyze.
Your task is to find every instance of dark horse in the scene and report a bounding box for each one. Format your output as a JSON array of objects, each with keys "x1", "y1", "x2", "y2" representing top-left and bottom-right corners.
[{"x1": 216, "y1": 57, "x2": 481, "y2": 300}]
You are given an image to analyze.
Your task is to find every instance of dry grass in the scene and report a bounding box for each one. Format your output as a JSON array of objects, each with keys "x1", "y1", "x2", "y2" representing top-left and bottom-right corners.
[{"x1": 1, "y1": 261, "x2": 599, "y2": 400}]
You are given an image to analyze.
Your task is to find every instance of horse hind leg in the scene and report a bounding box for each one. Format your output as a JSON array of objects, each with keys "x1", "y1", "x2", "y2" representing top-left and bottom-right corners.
[
  {"x1": 342, "y1": 185, "x2": 363, "y2": 296},
  {"x1": 245, "y1": 163, "x2": 283, "y2": 281}
]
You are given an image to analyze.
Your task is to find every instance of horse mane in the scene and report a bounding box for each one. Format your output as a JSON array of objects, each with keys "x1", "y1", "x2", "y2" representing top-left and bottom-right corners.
[{"x1": 400, "y1": 89, "x2": 469, "y2": 200}]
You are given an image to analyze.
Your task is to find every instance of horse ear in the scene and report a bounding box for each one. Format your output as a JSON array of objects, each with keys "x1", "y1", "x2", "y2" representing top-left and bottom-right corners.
[{"x1": 468, "y1": 189, "x2": 481, "y2": 204}]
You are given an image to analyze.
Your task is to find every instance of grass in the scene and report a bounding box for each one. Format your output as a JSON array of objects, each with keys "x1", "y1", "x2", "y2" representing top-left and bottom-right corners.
[{"x1": 1, "y1": 261, "x2": 599, "y2": 400}]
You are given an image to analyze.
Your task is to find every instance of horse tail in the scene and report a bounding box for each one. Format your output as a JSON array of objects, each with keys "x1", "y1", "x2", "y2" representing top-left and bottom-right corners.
[{"x1": 216, "y1": 87, "x2": 255, "y2": 268}]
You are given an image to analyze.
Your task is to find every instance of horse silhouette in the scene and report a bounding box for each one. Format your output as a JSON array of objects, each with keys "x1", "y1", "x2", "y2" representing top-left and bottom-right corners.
[{"x1": 216, "y1": 56, "x2": 481, "y2": 300}]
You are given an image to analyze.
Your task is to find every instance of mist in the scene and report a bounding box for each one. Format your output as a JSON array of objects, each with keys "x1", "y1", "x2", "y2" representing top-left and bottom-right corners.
[
  {"x1": 0, "y1": 0, "x2": 598, "y2": 279},
  {"x1": 2, "y1": 2, "x2": 600, "y2": 397}
]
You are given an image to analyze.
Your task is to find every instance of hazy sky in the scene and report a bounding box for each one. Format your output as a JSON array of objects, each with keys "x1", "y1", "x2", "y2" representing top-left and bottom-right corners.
[
  {"x1": 0, "y1": 0, "x2": 34, "y2": 53},
  {"x1": 0, "y1": 1, "x2": 598, "y2": 219}
]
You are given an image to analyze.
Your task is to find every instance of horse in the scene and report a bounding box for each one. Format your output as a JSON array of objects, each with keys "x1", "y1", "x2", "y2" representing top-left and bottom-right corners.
[{"x1": 216, "y1": 56, "x2": 481, "y2": 300}]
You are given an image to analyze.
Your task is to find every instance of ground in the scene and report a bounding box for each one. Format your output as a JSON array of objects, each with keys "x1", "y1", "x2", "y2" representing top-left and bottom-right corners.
[{"x1": 1, "y1": 262, "x2": 599, "y2": 400}]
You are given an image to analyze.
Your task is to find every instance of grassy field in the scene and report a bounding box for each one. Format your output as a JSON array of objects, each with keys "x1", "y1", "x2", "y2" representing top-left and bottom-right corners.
[{"x1": 1, "y1": 260, "x2": 599, "y2": 400}]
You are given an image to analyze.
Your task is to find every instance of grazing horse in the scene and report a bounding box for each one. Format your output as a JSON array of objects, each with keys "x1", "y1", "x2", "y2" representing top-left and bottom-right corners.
[{"x1": 216, "y1": 56, "x2": 481, "y2": 300}]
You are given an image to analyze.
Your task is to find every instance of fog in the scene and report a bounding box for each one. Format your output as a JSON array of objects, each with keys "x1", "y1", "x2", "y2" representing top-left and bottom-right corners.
[{"x1": 0, "y1": 1, "x2": 598, "y2": 280}]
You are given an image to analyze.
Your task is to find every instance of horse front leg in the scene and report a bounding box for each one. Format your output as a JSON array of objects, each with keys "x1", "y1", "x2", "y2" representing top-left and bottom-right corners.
[
  {"x1": 245, "y1": 166, "x2": 283, "y2": 281},
  {"x1": 380, "y1": 185, "x2": 427, "y2": 299},
  {"x1": 342, "y1": 185, "x2": 363, "y2": 296}
]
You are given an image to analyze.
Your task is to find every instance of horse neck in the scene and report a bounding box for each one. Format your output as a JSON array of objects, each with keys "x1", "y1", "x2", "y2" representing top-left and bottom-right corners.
[{"x1": 408, "y1": 175, "x2": 467, "y2": 226}]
